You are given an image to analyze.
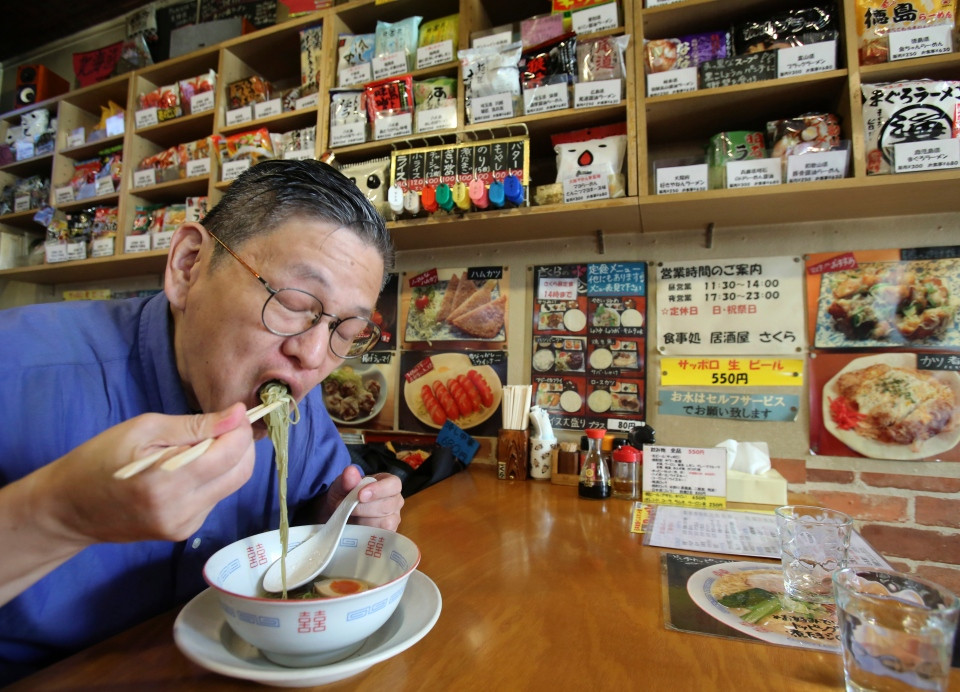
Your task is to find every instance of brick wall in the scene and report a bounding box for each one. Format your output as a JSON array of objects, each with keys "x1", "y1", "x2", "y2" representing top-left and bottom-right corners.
[{"x1": 772, "y1": 459, "x2": 960, "y2": 594}]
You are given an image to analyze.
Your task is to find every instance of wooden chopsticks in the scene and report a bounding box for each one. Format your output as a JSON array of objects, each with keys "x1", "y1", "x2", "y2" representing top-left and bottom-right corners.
[{"x1": 112, "y1": 400, "x2": 286, "y2": 480}]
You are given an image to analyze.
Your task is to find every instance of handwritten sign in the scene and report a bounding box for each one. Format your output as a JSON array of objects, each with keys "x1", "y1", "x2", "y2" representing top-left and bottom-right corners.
[{"x1": 437, "y1": 421, "x2": 479, "y2": 464}]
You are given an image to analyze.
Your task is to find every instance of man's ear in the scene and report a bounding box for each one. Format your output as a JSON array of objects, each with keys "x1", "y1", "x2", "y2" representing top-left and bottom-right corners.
[{"x1": 164, "y1": 222, "x2": 206, "y2": 310}]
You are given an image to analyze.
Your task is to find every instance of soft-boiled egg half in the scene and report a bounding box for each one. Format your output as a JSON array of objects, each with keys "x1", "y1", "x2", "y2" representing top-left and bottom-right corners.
[{"x1": 313, "y1": 577, "x2": 371, "y2": 597}]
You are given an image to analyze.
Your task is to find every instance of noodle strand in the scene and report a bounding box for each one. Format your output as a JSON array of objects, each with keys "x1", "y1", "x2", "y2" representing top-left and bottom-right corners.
[{"x1": 260, "y1": 382, "x2": 299, "y2": 598}]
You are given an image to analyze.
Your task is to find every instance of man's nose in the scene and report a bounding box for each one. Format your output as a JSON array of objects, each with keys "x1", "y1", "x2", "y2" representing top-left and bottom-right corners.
[{"x1": 283, "y1": 322, "x2": 337, "y2": 373}]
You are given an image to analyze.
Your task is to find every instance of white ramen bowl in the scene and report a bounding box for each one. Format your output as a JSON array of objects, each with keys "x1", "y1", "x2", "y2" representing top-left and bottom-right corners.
[{"x1": 203, "y1": 524, "x2": 421, "y2": 667}]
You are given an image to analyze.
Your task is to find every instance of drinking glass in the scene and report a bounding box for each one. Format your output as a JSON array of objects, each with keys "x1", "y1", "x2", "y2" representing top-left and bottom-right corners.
[
  {"x1": 833, "y1": 567, "x2": 960, "y2": 692},
  {"x1": 775, "y1": 505, "x2": 852, "y2": 603}
]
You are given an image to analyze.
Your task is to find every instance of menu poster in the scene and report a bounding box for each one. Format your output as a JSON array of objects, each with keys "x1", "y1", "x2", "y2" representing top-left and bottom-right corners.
[
  {"x1": 400, "y1": 267, "x2": 509, "y2": 350},
  {"x1": 321, "y1": 352, "x2": 397, "y2": 431},
  {"x1": 372, "y1": 273, "x2": 399, "y2": 352},
  {"x1": 656, "y1": 255, "x2": 805, "y2": 355},
  {"x1": 397, "y1": 350, "x2": 506, "y2": 437},
  {"x1": 809, "y1": 350, "x2": 960, "y2": 462},
  {"x1": 805, "y1": 247, "x2": 960, "y2": 352},
  {"x1": 532, "y1": 262, "x2": 647, "y2": 432}
]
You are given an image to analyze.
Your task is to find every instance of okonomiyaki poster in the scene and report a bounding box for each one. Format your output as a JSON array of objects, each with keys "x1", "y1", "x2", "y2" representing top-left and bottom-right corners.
[
  {"x1": 806, "y1": 246, "x2": 960, "y2": 461},
  {"x1": 400, "y1": 266, "x2": 508, "y2": 349},
  {"x1": 532, "y1": 262, "x2": 647, "y2": 432},
  {"x1": 656, "y1": 256, "x2": 805, "y2": 355}
]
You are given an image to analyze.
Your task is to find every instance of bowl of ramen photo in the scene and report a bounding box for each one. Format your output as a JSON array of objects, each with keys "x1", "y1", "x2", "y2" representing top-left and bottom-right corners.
[{"x1": 203, "y1": 524, "x2": 421, "y2": 668}]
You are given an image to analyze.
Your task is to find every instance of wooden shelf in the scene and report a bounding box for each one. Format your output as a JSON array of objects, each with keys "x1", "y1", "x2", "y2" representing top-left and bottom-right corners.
[
  {"x1": 858, "y1": 52, "x2": 960, "y2": 84},
  {"x1": 57, "y1": 192, "x2": 120, "y2": 212},
  {"x1": 0, "y1": 249, "x2": 168, "y2": 284},
  {"x1": 129, "y1": 176, "x2": 210, "y2": 203},
  {"x1": 0, "y1": 152, "x2": 54, "y2": 178},
  {"x1": 0, "y1": 208, "x2": 43, "y2": 230},
  {"x1": 218, "y1": 106, "x2": 318, "y2": 136},
  {"x1": 58, "y1": 134, "x2": 124, "y2": 161},
  {"x1": 133, "y1": 111, "x2": 216, "y2": 146},
  {"x1": 640, "y1": 0, "x2": 783, "y2": 40}
]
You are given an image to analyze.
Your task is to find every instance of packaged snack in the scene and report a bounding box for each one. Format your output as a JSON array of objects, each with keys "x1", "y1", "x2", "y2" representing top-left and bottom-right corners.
[
  {"x1": 861, "y1": 80, "x2": 960, "y2": 174},
  {"x1": 520, "y1": 33, "x2": 578, "y2": 91},
  {"x1": 228, "y1": 75, "x2": 272, "y2": 110},
  {"x1": 91, "y1": 206, "x2": 118, "y2": 239},
  {"x1": 217, "y1": 128, "x2": 275, "y2": 165},
  {"x1": 706, "y1": 131, "x2": 766, "y2": 188},
  {"x1": 339, "y1": 157, "x2": 391, "y2": 218},
  {"x1": 414, "y1": 77, "x2": 458, "y2": 110},
  {"x1": 139, "y1": 85, "x2": 181, "y2": 121},
  {"x1": 733, "y1": 5, "x2": 838, "y2": 54},
  {"x1": 70, "y1": 158, "x2": 102, "y2": 199},
  {"x1": 161, "y1": 204, "x2": 187, "y2": 233},
  {"x1": 767, "y1": 113, "x2": 841, "y2": 172},
  {"x1": 458, "y1": 43, "x2": 524, "y2": 122},
  {"x1": 277, "y1": 126, "x2": 317, "y2": 159},
  {"x1": 365, "y1": 75, "x2": 415, "y2": 123},
  {"x1": 98, "y1": 144, "x2": 123, "y2": 188},
  {"x1": 185, "y1": 196, "x2": 209, "y2": 223},
  {"x1": 132, "y1": 205, "x2": 161, "y2": 235},
  {"x1": 375, "y1": 16, "x2": 423, "y2": 68},
  {"x1": 644, "y1": 32, "x2": 731, "y2": 73},
  {"x1": 521, "y1": 13, "x2": 566, "y2": 48},
  {"x1": 179, "y1": 70, "x2": 217, "y2": 114},
  {"x1": 419, "y1": 14, "x2": 459, "y2": 48},
  {"x1": 856, "y1": 0, "x2": 957, "y2": 65},
  {"x1": 578, "y1": 35, "x2": 630, "y2": 82},
  {"x1": 299, "y1": 23, "x2": 324, "y2": 88},
  {"x1": 552, "y1": 124, "x2": 628, "y2": 197},
  {"x1": 330, "y1": 91, "x2": 368, "y2": 127},
  {"x1": 337, "y1": 33, "x2": 376, "y2": 86},
  {"x1": 178, "y1": 136, "x2": 219, "y2": 176},
  {"x1": 138, "y1": 146, "x2": 181, "y2": 182},
  {"x1": 698, "y1": 51, "x2": 777, "y2": 89}
]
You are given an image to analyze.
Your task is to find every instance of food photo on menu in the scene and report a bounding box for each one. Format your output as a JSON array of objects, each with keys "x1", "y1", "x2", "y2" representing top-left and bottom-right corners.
[
  {"x1": 397, "y1": 350, "x2": 506, "y2": 437},
  {"x1": 321, "y1": 355, "x2": 397, "y2": 430},
  {"x1": 401, "y1": 267, "x2": 508, "y2": 347}
]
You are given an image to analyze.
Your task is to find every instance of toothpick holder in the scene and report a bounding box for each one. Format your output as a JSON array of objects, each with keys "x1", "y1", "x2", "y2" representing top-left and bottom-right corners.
[{"x1": 497, "y1": 429, "x2": 529, "y2": 480}]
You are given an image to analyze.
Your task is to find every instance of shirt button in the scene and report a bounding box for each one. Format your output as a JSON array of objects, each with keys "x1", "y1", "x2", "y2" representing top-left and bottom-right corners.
[{"x1": 191, "y1": 537, "x2": 202, "y2": 549}]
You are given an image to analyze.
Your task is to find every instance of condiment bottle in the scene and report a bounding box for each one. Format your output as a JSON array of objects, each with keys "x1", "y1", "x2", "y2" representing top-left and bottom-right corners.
[
  {"x1": 611, "y1": 445, "x2": 641, "y2": 500},
  {"x1": 578, "y1": 428, "x2": 610, "y2": 500}
]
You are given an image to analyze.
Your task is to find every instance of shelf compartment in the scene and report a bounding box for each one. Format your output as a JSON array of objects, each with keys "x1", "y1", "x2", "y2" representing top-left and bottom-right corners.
[
  {"x1": 133, "y1": 111, "x2": 217, "y2": 146},
  {"x1": 0, "y1": 152, "x2": 54, "y2": 178},
  {"x1": 218, "y1": 106, "x2": 319, "y2": 137},
  {"x1": 129, "y1": 176, "x2": 210, "y2": 203},
  {"x1": 57, "y1": 192, "x2": 120, "y2": 213},
  {"x1": 640, "y1": 0, "x2": 810, "y2": 41},
  {"x1": 0, "y1": 208, "x2": 43, "y2": 230},
  {"x1": 858, "y1": 52, "x2": 960, "y2": 85},
  {"x1": 637, "y1": 169, "x2": 960, "y2": 232},
  {"x1": 58, "y1": 134, "x2": 124, "y2": 161},
  {"x1": 388, "y1": 197, "x2": 639, "y2": 251},
  {"x1": 0, "y1": 249, "x2": 169, "y2": 285}
]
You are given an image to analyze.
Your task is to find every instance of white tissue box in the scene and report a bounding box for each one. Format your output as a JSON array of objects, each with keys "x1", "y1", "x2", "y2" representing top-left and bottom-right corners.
[{"x1": 726, "y1": 468, "x2": 787, "y2": 506}]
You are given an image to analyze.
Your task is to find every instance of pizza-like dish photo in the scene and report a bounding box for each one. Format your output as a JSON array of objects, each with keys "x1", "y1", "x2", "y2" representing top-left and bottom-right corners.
[
  {"x1": 822, "y1": 353, "x2": 960, "y2": 460},
  {"x1": 814, "y1": 260, "x2": 960, "y2": 348}
]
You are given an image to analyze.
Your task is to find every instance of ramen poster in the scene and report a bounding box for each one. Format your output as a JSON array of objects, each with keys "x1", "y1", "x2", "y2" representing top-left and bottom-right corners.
[
  {"x1": 531, "y1": 262, "x2": 647, "y2": 432},
  {"x1": 806, "y1": 246, "x2": 960, "y2": 462}
]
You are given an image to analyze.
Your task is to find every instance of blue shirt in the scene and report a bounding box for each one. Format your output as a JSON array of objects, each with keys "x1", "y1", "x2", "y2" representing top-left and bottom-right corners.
[{"x1": 0, "y1": 293, "x2": 350, "y2": 684}]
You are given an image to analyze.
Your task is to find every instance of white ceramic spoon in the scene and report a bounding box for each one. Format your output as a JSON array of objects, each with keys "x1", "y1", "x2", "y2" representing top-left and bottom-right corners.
[{"x1": 262, "y1": 476, "x2": 377, "y2": 594}]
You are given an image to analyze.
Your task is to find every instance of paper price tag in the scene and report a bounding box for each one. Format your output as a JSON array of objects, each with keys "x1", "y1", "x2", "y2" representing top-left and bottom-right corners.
[
  {"x1": 254, "y1": 98, "x2": 282, "y2": 119},
  {"x1": 135, "y1": 107, "x2": 159, "y2": 129},
  {"x1": 572, "y1": 2, "x2": 618, "y2": 33},
  {"x1": 416, "y1": 106, "x2": 457, "y2": 133},
  {"x1": 221, "y1": 159, "x2": 251, "y2": 181},
  {"x1": 95, "y1": 177, "x2": 115, "y2": 196},
  {"x1": 45, "y1": 244, "x2": 68, "y2": 263},
  {"x1": 185, "y1": 157, "x2": 211, "y2": 178},
  {"x1": 225, "y1": 106, "x2": 253, "y2": 127},
  {"x1": 417, "y1": 40, "x2": 454, "y2": 69},
  {"x1": 283, "y1": 149, "x2": 315, "y2": 160},
  {"x1": 472, "y1": 30, "x2": 512, "y2": 50},
  {"x1": 91, "y1": 237, "x2": 115, "y2": 258},
  {"x1": 656, "y1": 163, "x2": 708, "y2": 195},
  {"x1": 574, "y1": 79, "x2": 621, "y2": 108},
  {"x1": 55, "y1": 186, "x2": 75, "y2": 205},
  {"x1": 786, "y1": 150, "x2": 849, "y2": 182},
  {"x1": 644, "y1": 0, "x2": 684, "y2": 6},
  {"x1": 295, "y1": 93, "x2": 319, "y2": 110},
  {"x1": 133, "y1": 169, "x2": 157, "y2": 189},
  {"x1": 372, "y1": 51, "x2": 408, "y2": 80},
  {"x1": 14, "y1": 196, "x2": 30, "y2": 213},
  {"x1": 374, "y1": 112, "x2": 413, "y2": 141},
  {"x1": 338, "y1": 62, "x2": 373, "y2": 87},
  {"x1": 523, "y1": 83, "x2": 569, "y2": 114},
  {"x1": 66, "y1": 241, "x2": 87, "y2": 262},
  {"x1": 646, "y1": 67, "x2": 698, "y2": 97},
  {"x1": 15, "y1": 141, "x2": 35, "y2": 161},
  {"x1": 777, "y1": 40, "x2": 836, "y2": 78},
  {"x1": 190, "y1": 91, "x2": 215, "y2": 114},
  {"x1": 894, "y1": 139, "x2": 960, "y2": 173},
  {"x1": 562, "y1": 174, "x2": 610, "y2": 203},
  {"x1": 890, "y1": 24, "x2": 953, "y2": 61},
  {"x1": 152, "y1": 230, "x2": 174, "y2": 250},
  {"x1": 330, "y1": 122, "x2": 366, "y2": 147},
  {"x1": 471, "y1": 93, "x2": 513, "y2": 123},
  {"x1": 66, "y1": 130, "x2": 85, "y2": 148},
  {"x1": 726, "y1": 158, "x2": 781, "y2": 188},
  {"x1": 437, "y1": 420, "x2": 480, "y2": 464},
  {"x1": 642, "y1": 446, "x2": 726, "y2": 510},
  {"x1": 105, "y1": 114, "x2": 125, "y2": 136},
  {"x1": 124, "y1": 235, "x2": 151, "y2": 253}
]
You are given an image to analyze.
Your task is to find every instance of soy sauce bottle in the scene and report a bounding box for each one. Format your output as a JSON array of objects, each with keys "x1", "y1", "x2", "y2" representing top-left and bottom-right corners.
[{"x1": 578, "y1": 428, "x2": 610, "y2": 500}]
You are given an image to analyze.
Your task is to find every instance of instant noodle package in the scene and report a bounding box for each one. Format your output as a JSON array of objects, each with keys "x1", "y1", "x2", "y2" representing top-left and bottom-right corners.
[{"x1": 856, "y1": 0, "x2": 957, "y2": 64}]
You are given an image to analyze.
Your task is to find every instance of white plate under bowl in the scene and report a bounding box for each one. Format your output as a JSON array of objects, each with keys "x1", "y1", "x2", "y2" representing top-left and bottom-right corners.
[{"x1": 173, "y1": 571, "x2": 441, "y2": 687}]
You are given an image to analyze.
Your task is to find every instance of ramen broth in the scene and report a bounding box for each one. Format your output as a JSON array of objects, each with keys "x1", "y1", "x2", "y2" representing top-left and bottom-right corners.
[{"x1": 265, "y1": 576, "x2": 375, "y2": 600}]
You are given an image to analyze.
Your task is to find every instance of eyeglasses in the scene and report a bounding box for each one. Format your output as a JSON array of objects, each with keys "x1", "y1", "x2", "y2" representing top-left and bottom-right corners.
[{"x1": 205, "y1": 228, "x2": 381, "y2": 359}]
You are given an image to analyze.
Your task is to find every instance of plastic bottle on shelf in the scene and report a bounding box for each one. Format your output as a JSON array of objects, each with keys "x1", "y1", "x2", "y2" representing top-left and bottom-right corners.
[
  {"x1": 387, "y1": 184, "x2": 405, "y2": 219},
  {"x1": 469, "y1": 179, "x2": 489, "y2": 210},
  {"x1": 421, "y1": 185, "x2": 438, "y2": 214},
  {"x1": 579, "y1": 428, "x2": 610, "y2": 500},
  {"x1": 402, "y1": 190, "x2": 421, "y2": 218},
  {"x1": 488, "y1": 180, "x2": 505, "y2": 208},
  {"x1": 452, "y1": 181, "x2": 471, "y2": 211},
  {"x1": 504, "y1": 175, "x2": 525, "y2": 206},
  {"x1": 436, "y1": 183, "x2": 454, "y2": 212}
]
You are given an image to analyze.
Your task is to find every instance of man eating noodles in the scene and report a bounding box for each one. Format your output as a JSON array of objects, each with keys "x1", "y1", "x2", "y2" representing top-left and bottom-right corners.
[{"x1": 0, "y1": 160, "x2": 403, "y2": 684}]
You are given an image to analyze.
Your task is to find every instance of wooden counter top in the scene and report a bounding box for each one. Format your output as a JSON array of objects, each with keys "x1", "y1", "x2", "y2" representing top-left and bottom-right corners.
[{"x1": 10, "y1": 466, "x2": 958, "y2": 690}]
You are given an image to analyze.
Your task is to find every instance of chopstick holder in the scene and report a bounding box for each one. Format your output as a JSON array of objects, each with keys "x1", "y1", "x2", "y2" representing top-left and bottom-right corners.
[
  {"x1": 113, "y1": 400, "x2": 285, "y2": 479},
  {"x1": 497, "y1": 429, "x2": 529, "y2": 481}
]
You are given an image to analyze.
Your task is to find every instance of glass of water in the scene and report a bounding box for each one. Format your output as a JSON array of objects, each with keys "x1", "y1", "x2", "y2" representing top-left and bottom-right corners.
[
  {"x1": 833, "y1": 567, "x2": 959, "y2": 692},
  {"x1": 775, "y1": 505, "x2": 852, "y2": 603}
]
